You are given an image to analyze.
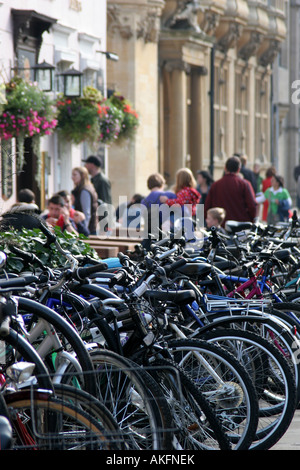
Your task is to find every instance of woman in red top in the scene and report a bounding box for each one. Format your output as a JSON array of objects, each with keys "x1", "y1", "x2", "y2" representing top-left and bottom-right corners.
[{"x1": 160, "y1": 167, "x2": 201, "y2": 217}]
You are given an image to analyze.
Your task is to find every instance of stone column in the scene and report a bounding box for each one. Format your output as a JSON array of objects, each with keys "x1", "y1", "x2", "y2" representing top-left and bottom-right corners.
[
  {"x1": 163, "y1": 59, "x2": 189, "y2": 184},
  {"x1": 107, "y1": 0, "x2": 164, "y2": 205},
  {"x1": 190, "y1": 67, "x2": 202, "y2": 175}
]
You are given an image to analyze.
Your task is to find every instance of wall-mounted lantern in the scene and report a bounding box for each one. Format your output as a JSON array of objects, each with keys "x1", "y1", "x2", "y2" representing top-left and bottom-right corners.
[
  {"x1": 32, "y1": 60, "x2": 55, "y2": 92},
  {"x1": 59, "y1": 67, "x2": 83, "y2": 97}
]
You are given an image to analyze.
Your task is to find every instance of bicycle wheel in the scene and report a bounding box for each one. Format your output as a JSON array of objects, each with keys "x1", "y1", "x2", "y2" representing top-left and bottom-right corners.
[
  {"x1": 17, "y1": 296, "x2": 97, "y2": 396},
  {"x1": 89, "y1": 349, "x2": 174, "y2": 450},
  {"x1": 202, "y1": 329, "x2": 297, "y2": 450},
  {"x1": 167, "y1": 338, "x2": 259, "y2": 450},
  {"x1": 5, "y1": 389, "x2": 115, "y2": 450},
  {"x1": 195, "y1": 311, "x2": 300, "y2": 403},
  {"x1": 53, "y1": 383, "x2": 124, "y2": 449},
  {"x1": 150, "y1": 357, "x2": 231, "y2": 450},
  {"x1": 269, "y1": 302, "x2": 300, "y2": 334}
]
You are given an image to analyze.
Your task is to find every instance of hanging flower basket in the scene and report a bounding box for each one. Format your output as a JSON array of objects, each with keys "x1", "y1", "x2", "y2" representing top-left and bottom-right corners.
[
  {"x1": 0, "y1": 77, "x2": 57, "y2": 141},
  {"x1": 56, "y1": 86, "x2": 103, "y2": 148},
  {"x1": 97, "y1": 100, "x2": 123, "y2": 145},
  {"x1": 107, "y1": 92, "x2": 139, "y2": 143},
  {"x1": 0, "y1": 77, "x2": 57, "y2": 174},
  {"x1": 56, "y1": 87, "x2": 139, "y2": 147}
]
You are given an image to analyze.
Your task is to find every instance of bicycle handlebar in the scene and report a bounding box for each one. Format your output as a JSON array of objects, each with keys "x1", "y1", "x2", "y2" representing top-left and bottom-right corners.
[
  {"x1": 108, "y1": 269, "x2": 128, "y2": 287},
  {"x1": 9, "y1": 244, "x2": 45, "y2": 269},
  {"x1": 163, "y1": 257, "x2": 187, "y2": 274},
  {"x1": 38, "y1": 218, "x2": 57, "y2": 245},
  {"x1": 0, "y1": 275, "x2": 39, "y2": 290},
  {"x1": 72, "y1": 262, "x2": 108, "y2": 281}
]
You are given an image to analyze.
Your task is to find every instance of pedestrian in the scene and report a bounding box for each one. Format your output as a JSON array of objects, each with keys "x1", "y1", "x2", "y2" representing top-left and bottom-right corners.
[
  {"x1": 71, "y1": 166, "x2": 98, "y2": 235},
  {"x1": 294, "y1": 165, "x2": 300, "y2": 209},
  {"x1": 238, "y1": 154, "x2": 256, "y2": 192},
  {"x1": 56, "y1": 190, "x2": 89, "y2": 236},
  {"x1": 160, "y1": 167, "x2": 201, "y2": 218},
  {"x1": 10, "y1": 188, "x2": 40, "y2": 213},
  {"x1": 83, "y1": 155, "x2": 112, "y2": 205},
  {"x1": 206, "y1": 207, "x2": 227, "y2": 234},
  {"x1": 141, "y1": 173, "x2": 176, "y2": 248},
  {"x1": 261, "y1": 166, "x2": 276, "y2": 221},
  {"x1": 119, "y1": 193, "x2": 144, "y2": 228},
  {"x1": 253, "y1": 162, "x2": 263, "y2": 194},
  {"x1": 142, "y1": 173, "x2": 176, "y2": 209},
  {"x1": 42, "y1": 194, "x2": 78, "y2": 235},
  {"x1": 196, "y1": 170, "x2": 214, "y2": 206},
  {"x1": 204, "y1": 156, "x2": 257, "y2": 226},
  {"x1": 256, "y1": 174, "x2": 292, "y2": 224}
]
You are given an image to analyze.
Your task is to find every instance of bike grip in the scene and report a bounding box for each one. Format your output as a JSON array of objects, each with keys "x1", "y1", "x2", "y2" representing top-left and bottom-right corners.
[
  {"x1": 118, "y1": 252, "x2": 130, "y2": 265},
  {"x1": 0, "y1": 276, "x2": 39, "y2": 289},
  {"x1": 164, "y1": 258, "x2": 187, "y2": 274},
  {"x1": 9, "y1": 245, "x2": 44, "y2": 267},
  {"x1": 109, "y1": 269, "x2": 127, "y2": 286},
  {"x1": 242, "y1": 260, "x2": 254, "y2": 270},
  {"x1": 74, "y1": 262, "x2": 109, "y2": 280},
  {"x1": 9, "y1": 245, "x2": 33, "y2": 260}
]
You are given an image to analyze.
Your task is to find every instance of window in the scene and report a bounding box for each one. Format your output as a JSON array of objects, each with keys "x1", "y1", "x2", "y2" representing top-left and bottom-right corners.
[
  {"x1": 214, "y1": 64, "x2": 228, "y2": 159},
  {"x1": 234, "y1": 72, "x2": 249, "y2": 155},
  {"x1": 255, "y1": 76, "x2": 269, "y2": 160}
]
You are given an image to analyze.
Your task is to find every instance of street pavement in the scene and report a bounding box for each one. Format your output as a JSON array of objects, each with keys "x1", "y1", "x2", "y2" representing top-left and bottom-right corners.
[{"x1": 272, "y1": 409, "x2": 300, "y2": 450}]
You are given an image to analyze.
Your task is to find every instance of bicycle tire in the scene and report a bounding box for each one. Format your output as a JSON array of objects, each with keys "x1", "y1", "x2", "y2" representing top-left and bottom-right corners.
[
  {"x1": 167, "y1": 337, "x2": 259, "y2": 450},
  {"x1": 89, "y1": 348, "x2": 174, "y2": 450},
  {"x1": 150, "y1": 357, "x2": 231, "y2": 450},
  {"x1": 5, "y1": 389, "x2": 115, "y2": 450},
  {"x1": 270, "y1": 302, "x2": 300, "y2": 333},
  {"x1": 52, "y1": 383, "x2": 124, "y2": 449},
  {"x1": 194, "y1": 311, "x2": 300, "y2": 403},
  {"x1": 202, "y1": 328, "x2": 297, "y2": 450},
  {"x1": 16, "y1": 296, "x2": 97, "y2": 396}
]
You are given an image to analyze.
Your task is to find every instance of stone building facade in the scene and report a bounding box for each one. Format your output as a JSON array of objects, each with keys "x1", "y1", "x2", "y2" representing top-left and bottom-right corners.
[
  {"x1": 0, "y1": 0, "x2": 294, "y2": 213},
  {"x1": 107, "y1": 0, "x2": 289, "y2": 204}
]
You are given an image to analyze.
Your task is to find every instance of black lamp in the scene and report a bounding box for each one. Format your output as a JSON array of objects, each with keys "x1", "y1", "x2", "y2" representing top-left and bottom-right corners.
[
  {"x1": 60, "y1": 67, "x2": 83, "y2": 97},
  {"x1": 32, "y1": 60, "x2": 55, "y2": 92}
]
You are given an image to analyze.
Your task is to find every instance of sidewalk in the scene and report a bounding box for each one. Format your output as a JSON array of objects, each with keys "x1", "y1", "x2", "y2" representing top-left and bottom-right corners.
[{"x1": 272, "y1": 410, "x2": 300, "y2": 450}]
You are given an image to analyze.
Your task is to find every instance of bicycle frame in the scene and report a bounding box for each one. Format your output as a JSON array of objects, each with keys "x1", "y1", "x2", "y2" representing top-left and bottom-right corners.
[{"x1": 208, "y1": 269, "x2": 300, "y2": 328}]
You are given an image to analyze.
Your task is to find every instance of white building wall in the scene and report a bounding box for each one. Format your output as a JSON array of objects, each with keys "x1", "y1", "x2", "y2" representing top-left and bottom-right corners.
[{"x1": 0, "y1": 0, "x2": 106, "y2": 210}]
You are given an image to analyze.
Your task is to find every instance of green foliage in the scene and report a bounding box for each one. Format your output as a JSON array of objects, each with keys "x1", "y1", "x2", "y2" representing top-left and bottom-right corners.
[{"x1": 0, "y1": 226, "x2": 100, "y2": 273}]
